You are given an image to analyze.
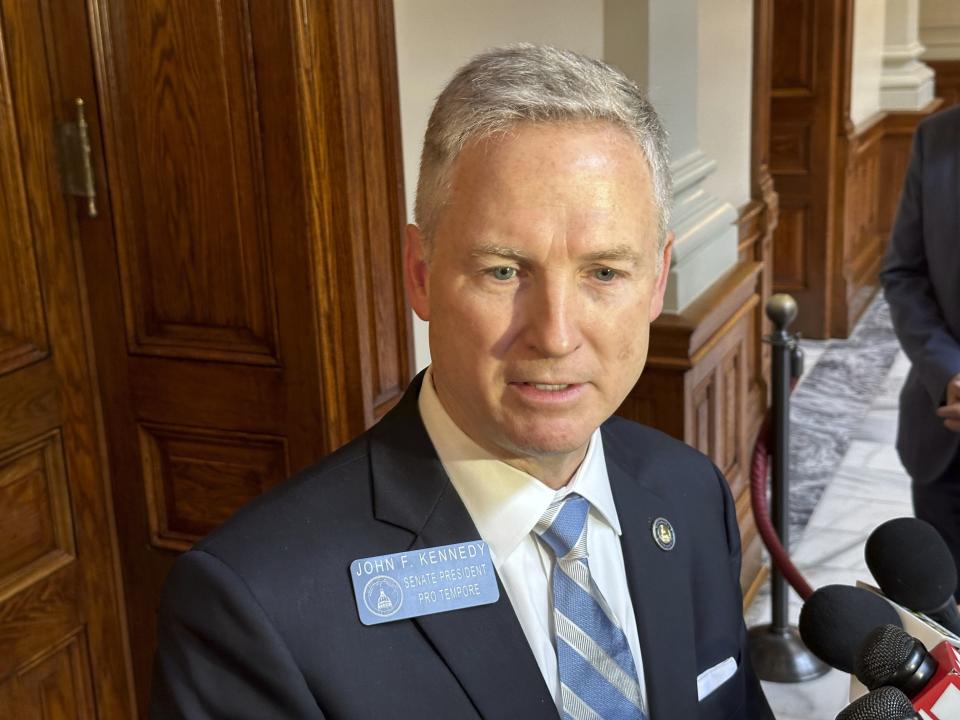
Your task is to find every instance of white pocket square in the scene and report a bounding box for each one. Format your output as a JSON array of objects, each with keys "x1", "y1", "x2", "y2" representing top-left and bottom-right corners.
[{"x1": 697, "y1": 656, "x2": 738, "y2": 701}]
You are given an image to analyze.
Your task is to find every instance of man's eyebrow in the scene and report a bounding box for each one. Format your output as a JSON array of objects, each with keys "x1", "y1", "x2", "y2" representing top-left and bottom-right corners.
[
  {"x1": 470, "y1": 242, "x2": 644, "y2": 266},
  {"x1": 470, "y1": 244, "x2": 530, "y2": 262},
  {"x1": 580, "y1": 245, "x2": 642, "y2": 266}
]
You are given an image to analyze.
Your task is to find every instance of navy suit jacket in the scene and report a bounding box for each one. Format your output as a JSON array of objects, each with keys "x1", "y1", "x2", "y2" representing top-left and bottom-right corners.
[
  {"x1": 150, "y1": 374, "x2": 772, "y2": 719},
  {"x1": 881, "y1": 105, "x2": 960, "y2": 484}
]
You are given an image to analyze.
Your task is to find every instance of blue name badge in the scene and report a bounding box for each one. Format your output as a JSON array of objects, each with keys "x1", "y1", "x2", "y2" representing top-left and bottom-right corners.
[{"x1": 350, "y1": 540, "x2": 499, "y2": 625}]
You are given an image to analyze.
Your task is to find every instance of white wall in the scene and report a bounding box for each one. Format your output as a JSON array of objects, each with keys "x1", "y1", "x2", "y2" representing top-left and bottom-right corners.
[
  {"x1": 850, "y1": 0, "x2": 888, "y2": 127},
  {"x1": 697, "y1": 0, "x2": 752, "y2": 209},
  {"x1": 394, "y1": 0, "x2": 605, "y2": 371},
  {"x1": 919, "y1": 0, "x2": 960, "y2": 60}
]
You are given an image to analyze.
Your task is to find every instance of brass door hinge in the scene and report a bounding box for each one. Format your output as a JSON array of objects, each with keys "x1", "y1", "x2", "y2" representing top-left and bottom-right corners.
[{"x1": 56, "y1": 98, "x2": 97, "y2": 218}]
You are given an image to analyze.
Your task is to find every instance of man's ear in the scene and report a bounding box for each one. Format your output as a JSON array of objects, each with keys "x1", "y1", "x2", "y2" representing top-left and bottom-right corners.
[
  {"x1": 404, "y1": 224, "x2": 431, "y2": 321},
  {"x1": 648, "y1": 231, "x2": 673, "y2": 322}
]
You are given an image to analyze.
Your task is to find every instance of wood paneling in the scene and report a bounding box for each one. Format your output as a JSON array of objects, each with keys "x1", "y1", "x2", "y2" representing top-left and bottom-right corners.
[
  {"x1": 721, "y1": 350, "x2": 743, "y2": 484},
  {"x1": 0, "y1": 41, "x2": 49, "y2": 375},
  {"x1": 0, "y1": 630, "x2": 97, "y2": 719},
  {"x1": 0, "y1": 1, "x2": 135, "y2": 716},
  {"x1": 140, "y1": 423, "x2": 288, "y2": 550},
  {"x1": 735, "y1": 202, "x2": 770, "y2": 595},
  {"x1": 773, "y1": 206, "x2": 808, "y2": 290},
  {"x1": 294, "y1": 0, "x2": 411, "y2": 426},
  {"x1": 104, "y1": 0, "x2": 279, "y2": 365},
  {"x1": 770, "y1": 0, "x2": 848, "y2": 337},
  {"x1": 0, "y1": 432, "x2": 74, "y2": 599},
  {"x1": 736, "y1": 199, "x2": 772, "y2": 484},
  {"x1": 827, "y1": 101, "x2": 941, "y2": 336},
  {"x1": 835, "y1": 115, "x2": 884, "y2": 335},
  {"x1": 771, "y1": 0, "x2": 815, "y2": 93},
  {"x1": 770, "y1": 122, "x2": 812, "y2": 175},
  {"x1": 930, "y1": 59, "x2": 960, "y2": 109},
  {"x1": 332, "y1": 0, "x2": 411, "y2": 417}
]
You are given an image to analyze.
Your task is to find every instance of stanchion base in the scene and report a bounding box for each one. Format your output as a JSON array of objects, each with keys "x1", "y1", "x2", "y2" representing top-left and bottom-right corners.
[{"x1": 747, "y1": 624, "x2": 830, "y2": 683}]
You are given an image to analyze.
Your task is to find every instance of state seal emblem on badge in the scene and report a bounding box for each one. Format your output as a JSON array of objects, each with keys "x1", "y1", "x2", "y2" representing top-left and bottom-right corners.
[
  {"x1": 652, "y1": 517, "x2": 675, "y2": 551},
  {"x1": 363, "y1": 575, "x2": 403, "y2": 618}
]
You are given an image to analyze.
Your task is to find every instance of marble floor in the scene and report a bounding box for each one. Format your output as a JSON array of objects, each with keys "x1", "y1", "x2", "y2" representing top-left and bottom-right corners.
[{"x1": 744, "y1": 343, "x2": 914, "y2": 720}]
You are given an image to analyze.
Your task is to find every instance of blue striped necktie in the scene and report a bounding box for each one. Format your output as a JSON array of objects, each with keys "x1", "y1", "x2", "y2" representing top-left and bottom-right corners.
[{"x1": 536, "y1": 494, "x2": 647, "y2": 720}]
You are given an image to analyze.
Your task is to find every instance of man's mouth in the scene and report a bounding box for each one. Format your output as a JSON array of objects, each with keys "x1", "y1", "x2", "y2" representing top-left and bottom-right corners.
[
  {"x1": 527, "y1": 383, "x2": 571, "y2": 392},
  {"x1": 508, "y1": 381, "x2": 585, "y2": 403}
]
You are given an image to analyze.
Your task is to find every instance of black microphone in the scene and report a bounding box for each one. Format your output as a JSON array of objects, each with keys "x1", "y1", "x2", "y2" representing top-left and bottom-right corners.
[
  {"x1": 853, "y1": 623, "x2": 960, "y2": 715},
  {"x1": 865, "y1": 517, "x2": 960, "y2": 636},
  {"x1": 835, "y1": 686, "x2": 921, "y2": 720},
  {"x1": 799, "y1": 584, "x2": 903, "y2": 673},
  {"x1": 854, "y1": 624, "x2": 939, "y2": 696}
]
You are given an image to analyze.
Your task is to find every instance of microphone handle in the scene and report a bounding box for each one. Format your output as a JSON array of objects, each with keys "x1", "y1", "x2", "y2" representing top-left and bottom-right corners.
[{"x1": 929, "y1": 599, "x2": 960, "y2": 637}]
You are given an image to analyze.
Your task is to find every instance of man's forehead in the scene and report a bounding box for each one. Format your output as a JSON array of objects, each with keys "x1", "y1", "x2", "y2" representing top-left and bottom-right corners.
[
  {"x1": 430, "y1": 121, "x2": 659, "y2": 250},
  {"x1": 448, "y1": 127, "x2": 652, "y2": 203},
  {"x1": 449, "y1": 194, "x2": 656, "y2": 238},
  {"x1": 456, "y1": 121, "x2": 646, "y2": 167}
]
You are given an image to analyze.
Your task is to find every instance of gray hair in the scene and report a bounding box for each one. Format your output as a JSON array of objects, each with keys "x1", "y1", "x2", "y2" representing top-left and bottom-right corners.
[{"x1": 414, "y1": 44, "x2": 672, "y2": 255}]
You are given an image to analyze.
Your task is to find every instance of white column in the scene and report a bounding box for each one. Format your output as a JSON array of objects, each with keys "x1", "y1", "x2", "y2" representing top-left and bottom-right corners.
[
  {"x1": 605, "y1": 0, "x2": 738, "y2": 313},
  {"x1": 880, "y1": 0, "x2": 934, "y2": 110}
]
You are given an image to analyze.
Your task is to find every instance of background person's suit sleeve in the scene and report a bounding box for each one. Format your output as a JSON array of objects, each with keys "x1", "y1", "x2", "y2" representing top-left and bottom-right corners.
[
  {"x1": 880, "y1": 125, "x2": 960, "y2": 407},
  {"x1": 717, "y1": 466, "x2": 776, "y2": 720},
  {"x1": 150, "y1": 549, "x2": 325, "y2": 720}
]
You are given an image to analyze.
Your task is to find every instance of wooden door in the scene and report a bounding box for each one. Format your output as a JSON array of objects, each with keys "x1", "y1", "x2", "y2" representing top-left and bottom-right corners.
[
  {"x1": 74, "y1": 0, "x2": 411, "y2": 714},
  {"x1": 769, "y1": 0, "x2": 848, "y2": 337},
  {"x1": 0, "y1": 1, "x2": 133, "y2": 716}
]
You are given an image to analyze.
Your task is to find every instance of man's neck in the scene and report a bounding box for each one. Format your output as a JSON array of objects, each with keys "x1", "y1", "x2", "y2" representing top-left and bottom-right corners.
[{"x1": 500, "y1": 451, "x2": 588, "y2": 491}]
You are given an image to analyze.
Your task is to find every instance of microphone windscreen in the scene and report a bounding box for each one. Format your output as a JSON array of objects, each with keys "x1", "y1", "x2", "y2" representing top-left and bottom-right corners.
[
  {"x1": 799, "y1": 584, "x2": 903, "y2": 673},
  {"x1": 835, "y1": 686, "x2": 917, "y2": 720},
  {"x1": 865, "y1": 517, "x2": 958, "y2": 614},
  {"x1": 854, "y1": 624, "x2": 920, "y2": 688}
]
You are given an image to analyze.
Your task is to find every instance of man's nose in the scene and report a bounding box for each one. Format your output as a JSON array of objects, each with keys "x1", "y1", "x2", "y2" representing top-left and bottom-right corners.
[{"x1": 524, "y1": 277, "x2": 583, "y2": 358}]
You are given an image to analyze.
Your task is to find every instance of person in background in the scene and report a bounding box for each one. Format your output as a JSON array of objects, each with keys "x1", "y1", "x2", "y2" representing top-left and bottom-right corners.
[
  {"x1": 881, "y1": 104, "x2": 960, "y2": 602},
  {"x1": 150, "y1": 44, "x2": 773, "y2": 719}
]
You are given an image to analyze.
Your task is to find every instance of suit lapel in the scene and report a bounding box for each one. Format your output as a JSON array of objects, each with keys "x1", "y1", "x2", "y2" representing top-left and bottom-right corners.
[
  {"x1": 604, "y1": 432, "x2": 700, "y2": 720},
  {"x1": 411, "y1": 486, "x2": 558, "y2": 719},
  {"x1": 369, "y1": 374, "x2": 558, "y2": 719}
]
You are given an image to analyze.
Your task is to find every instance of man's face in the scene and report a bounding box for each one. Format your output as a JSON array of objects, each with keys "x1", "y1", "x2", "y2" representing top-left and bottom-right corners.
[{"x1": 405, "y1": 121, "x2": 672, "y2": 477}]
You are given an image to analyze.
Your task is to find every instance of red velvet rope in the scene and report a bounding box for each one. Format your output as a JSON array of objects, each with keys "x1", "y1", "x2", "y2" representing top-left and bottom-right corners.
[{"x1": 749, "y1": 378, "x2": 815, "y2": 601}]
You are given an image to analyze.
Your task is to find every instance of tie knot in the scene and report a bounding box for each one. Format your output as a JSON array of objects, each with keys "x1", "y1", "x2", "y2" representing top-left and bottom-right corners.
[{"x1": 536, "y1": 493, "x2": 589, "y2": 559}]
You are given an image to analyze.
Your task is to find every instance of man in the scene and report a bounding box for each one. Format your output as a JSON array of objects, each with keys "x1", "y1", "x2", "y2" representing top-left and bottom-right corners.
[
  {"x1": 151, "y1": 45, "x2": 772, "y2": 719},
  {"x1": 881, "y1": 104, "x2": 960, "y2": 601}
]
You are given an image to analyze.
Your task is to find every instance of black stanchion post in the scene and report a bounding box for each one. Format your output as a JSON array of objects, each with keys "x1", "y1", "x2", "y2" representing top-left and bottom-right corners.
[{"x1": 747, "y1": 294, "x2": 829, "y2": 683}]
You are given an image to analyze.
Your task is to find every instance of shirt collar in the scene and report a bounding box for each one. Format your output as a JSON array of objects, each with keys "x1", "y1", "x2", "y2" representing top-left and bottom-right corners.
[{"x1": 418, "y1": 366, "x2": 622, "y2": 564}]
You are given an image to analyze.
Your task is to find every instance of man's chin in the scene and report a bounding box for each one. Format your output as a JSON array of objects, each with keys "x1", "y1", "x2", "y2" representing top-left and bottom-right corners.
[{"x1": 505, "y1": 427, "x2": 593, "y2": 460}]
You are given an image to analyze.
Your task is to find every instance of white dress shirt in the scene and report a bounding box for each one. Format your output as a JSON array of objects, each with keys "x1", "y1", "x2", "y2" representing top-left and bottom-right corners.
[{"x1": 418, "y1": 367, "x2": 648, "y2": 714}]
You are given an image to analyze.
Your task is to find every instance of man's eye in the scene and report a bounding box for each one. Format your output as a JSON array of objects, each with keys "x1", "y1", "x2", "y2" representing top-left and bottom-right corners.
[
  {"x1": 593, "y1": 267, "x2": 618, "y2": 282},
  {"x1": 490, "y1": 266, "x2": 517, "y2": 281}
]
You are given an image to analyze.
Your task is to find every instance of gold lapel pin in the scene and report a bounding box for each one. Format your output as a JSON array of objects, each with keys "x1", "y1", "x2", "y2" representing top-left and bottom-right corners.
[{"x1": 651, "y1": 517, "x2": 675, "y2": 551}]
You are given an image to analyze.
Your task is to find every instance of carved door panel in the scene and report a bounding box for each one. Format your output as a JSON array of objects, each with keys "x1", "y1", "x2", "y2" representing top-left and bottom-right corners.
[
  {"x1": 0, "y1": 1, "x2": 133, "y2": 717},
  {"x1": 769, "y1": 0, "x2": 849, "y2": 337},
  {"x1": 73, "y1": 0, "x2": 410, "y2": 714}
]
